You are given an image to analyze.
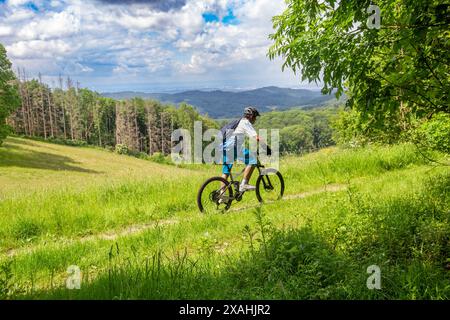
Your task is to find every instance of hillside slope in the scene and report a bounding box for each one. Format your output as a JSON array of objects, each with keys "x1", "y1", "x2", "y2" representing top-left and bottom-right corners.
[
  {"x1": 0, "y1": 137, "x2": 196, "y2": 198},
  {"x1": 0, "y1": 138, "x2": 449, "y2": 299}
]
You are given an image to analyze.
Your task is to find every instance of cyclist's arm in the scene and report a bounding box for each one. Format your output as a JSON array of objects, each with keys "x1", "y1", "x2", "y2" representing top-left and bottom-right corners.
[
  {"x1": 242, "y1": 120, "x2": 271, "y2": 155},
  {"x1": 257, "y1": 137, "x2": 272, "y2": 155}
]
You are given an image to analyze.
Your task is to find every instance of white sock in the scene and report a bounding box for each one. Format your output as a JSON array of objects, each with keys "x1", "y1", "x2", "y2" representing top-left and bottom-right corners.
[{"x1": 241, "y1": 178, "x2": 248, "y2": 186}]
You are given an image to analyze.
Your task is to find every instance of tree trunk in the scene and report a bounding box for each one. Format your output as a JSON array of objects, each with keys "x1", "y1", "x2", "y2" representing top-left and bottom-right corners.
[
  {"x1": 38, "y1": 73, "x2": 47, "y2": 139},
  {"x1": 46, "y1": 85, "x2": 55, "y2": 138}
]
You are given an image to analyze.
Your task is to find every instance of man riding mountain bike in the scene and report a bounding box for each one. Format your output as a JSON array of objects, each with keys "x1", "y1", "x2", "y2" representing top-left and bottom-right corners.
[
  {"x1": 220, "y1": 107, "x2": 271, "y2": 192},
  {"x1": 197, "y1": 106, "x2": 283, "y2": 213}
]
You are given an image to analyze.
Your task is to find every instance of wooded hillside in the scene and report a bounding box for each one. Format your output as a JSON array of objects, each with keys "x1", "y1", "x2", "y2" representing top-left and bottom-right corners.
[{"x1": 7, "y1": 72, "x2": 217, "y2": 156}]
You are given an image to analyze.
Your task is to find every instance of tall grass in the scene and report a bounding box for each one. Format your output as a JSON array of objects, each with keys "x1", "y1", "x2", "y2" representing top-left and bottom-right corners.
[
  {"x1": 282, "y1": 143, "x2": 430, "y2": 191},
  {"x1": 0, "y1": 179, "x2": 198, "y2": 251},
  {"x1": 1, "y1": 138, "x2": 449, "y2": 299},
  {"x1": 17, "y1": 168, "x2": 449, "y2": 299},
  {"x1": 228, "y1": 172, "x2": 450, "y2": 299}
]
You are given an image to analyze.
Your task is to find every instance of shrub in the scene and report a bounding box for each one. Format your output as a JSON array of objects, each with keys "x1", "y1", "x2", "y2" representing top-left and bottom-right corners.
[
  {"x1": 59, "y1": 139, "x2": 88, "y2": 147},
  {"x1": 413, "y1": 113, "x2": 450, "y2": 154},
  {"x1": 332, "y1": 109, "x2": 370, "y2": 147},
  {"x1": 149, "y1": 152, "x2": 171, "y2": 165},
  {"x1": 136, "y1": 152, "x2": 150, "y2": 160},
  {"x1": 114, "y1": 144, "x2": 129, "y2": 155},
  {"x1": 0, "y1": 125, "x2": 12, "y2": 146}
]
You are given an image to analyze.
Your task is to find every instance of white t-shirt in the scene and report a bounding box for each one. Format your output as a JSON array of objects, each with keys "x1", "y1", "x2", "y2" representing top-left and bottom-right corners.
[{"x1": 223, "y1": 118, "x2": 257, "y2": 151}]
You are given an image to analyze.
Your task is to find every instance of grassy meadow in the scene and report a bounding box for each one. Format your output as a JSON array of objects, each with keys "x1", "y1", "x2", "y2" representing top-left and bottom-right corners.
[{"x1": 0, "y1": 136, "x2": 449, "y2": 299}]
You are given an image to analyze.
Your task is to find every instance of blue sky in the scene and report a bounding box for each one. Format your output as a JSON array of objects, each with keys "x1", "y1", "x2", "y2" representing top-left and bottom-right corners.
[{"x1": 0, "y1": 0, "x2": 317, "y2": 92}]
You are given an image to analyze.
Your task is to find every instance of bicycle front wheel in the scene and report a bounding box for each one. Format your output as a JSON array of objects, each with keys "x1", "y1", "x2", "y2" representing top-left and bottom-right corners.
[
  {"x1": 255, "y1": 170, "x2": 284, "y2": 203},
  {"x1": 197, "y1": 177, "x2": 234, "y2": 213}
]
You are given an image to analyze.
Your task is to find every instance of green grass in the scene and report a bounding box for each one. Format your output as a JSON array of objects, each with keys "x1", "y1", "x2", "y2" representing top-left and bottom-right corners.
[{"x1": 0, "y1": 137, "x2": 449, "y2": 299}]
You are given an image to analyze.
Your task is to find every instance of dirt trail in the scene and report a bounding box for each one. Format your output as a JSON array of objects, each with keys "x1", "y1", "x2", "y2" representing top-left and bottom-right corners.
[
  {"x1": 91, "y1": 218, "x2": 179, "y2": 241},
  {"x1": 283, "y1": 183, "x2": 345, "y2": 200},
  {"x1": 3, "y1": 184, "x2": 346, "y2": 258},
  {"x1": 5, "y1": 218, "x2": 179, "y2": 258},
  {"x1": 229, "y1": 183, "x2": 346, "y2": 212}
]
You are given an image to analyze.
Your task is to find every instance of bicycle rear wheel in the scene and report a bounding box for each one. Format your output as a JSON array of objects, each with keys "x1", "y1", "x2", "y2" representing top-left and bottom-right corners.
[
  {"x1": 197, "y1": 177, "x2": 233, "y2": 213},
  {"x1": 255, "y1": 170, "x2": 284, "y2": 203}
]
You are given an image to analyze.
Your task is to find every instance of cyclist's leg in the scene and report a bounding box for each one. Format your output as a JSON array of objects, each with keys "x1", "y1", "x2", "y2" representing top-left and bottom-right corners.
[
  {"x1": 222, "y1": 163, "x2": 232, "y2": 179},
  {"x1": 221, "y1": 151, "x2": 234, "y2": 188},
  {"x1": 239, "y1": 148, "x2": 257, "y2": 185},
  {"x1": 242, "y1": 148, "x2": 257, "y2": 166}
]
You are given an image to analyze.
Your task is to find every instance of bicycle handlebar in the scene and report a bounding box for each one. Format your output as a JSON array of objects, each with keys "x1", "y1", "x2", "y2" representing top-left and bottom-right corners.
[{"x1": 257, "y1": 143, "x2": 272, "y2": 156}]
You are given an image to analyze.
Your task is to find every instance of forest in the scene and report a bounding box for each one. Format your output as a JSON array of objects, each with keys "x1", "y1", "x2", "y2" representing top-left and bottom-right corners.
[
  {"x1": 4, "y1": 68, "x2": 219, "y2": 157},
  {"x1": 2, "y1": 56, "x2": 339, "y2": 157}
]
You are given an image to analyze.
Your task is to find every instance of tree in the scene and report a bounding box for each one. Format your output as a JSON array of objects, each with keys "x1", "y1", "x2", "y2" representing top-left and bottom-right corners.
[
  {"x1": 280, "y1": 124, "x2": 314, "y2": 153},
  {"x1": 7, "y1": 70, "x2": 220, "y2": 156},
  {"x1": 0, "y1": 44, "x2": 20, "y2": 145},
  {"x1": 269, "y1": 0, "x2": 450, "y2": 143},
  {"x1": 255, "y1": 107, "x2": 337, "y2": 153}
]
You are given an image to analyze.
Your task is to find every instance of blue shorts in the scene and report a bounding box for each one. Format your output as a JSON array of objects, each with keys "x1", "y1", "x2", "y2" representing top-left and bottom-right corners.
[{"x1": 222, "y1": 148, "x2": 257, "y2": 174}]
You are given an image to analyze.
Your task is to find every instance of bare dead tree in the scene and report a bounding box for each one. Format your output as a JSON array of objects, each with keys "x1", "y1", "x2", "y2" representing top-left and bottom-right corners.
[
  {"x1": 38, "y1": 73, "x2": 47, "y2": 139},
  {"x1": 47, "y1": 80, "x2": 55, "y2": 138},
  {"x1": 58, "y1": 74, "x2": 67, "y2": 139},
  {"x1": 22, "y1": 68, "x2": 35, "y2": 136},
  {"x1": 134, "y1": 102, "x2": 140, "y2": 151},
  {"x1": 160, "y1": 112, "x2": 165, "y2": 154},
  {"x1": 66, "y1": 76, "x2": 75, "y2": 140},
  {"x1": 16, "y1": 68, "x2": 29, "y2": 135}
]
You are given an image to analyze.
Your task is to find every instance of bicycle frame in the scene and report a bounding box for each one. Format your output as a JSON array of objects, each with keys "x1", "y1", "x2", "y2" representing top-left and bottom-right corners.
[
  {"x1": 224, "y1": 157, "x2": 264, "y2": 182},
  {"x1": 221, "y1": 157, "x2": 273, "y2": 200}
]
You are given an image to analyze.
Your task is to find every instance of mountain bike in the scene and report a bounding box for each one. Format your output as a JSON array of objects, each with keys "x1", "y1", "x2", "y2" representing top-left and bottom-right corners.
[{"x1": 197, "y1": 155, "x2": 284, "y2": 213}]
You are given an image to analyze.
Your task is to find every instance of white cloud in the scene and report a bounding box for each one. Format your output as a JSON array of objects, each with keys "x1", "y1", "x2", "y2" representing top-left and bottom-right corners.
[
  {"x1": 50, "y1": 0, "x2": 64, "y2": 8},
  {"x1": 171, "y1": 0, "x2": 286, "y2": 75},
  {"x1": 7, "y1": 0, "x2": 30, "y2": 6},
  {"x1": 0, "y1": 25, "x2": 13, "y2": 37},
  {"x1": 17, "y1": 11, "x2": 81, "y2": 40},
  {"x1": 0, "y1": 0, "x2": 299, "y2": 91},
  {"x1": 63, "y1": 61, "x2": 94, "y2": 74},
  {"x1": 6, "y1": 39, "x2": 74, "y2": 59},
  {"x1": 4, "y1": 8, "x2": 36, "y2": 22},
  {"x1": 12, "y1": 58, "x2": 62, "y2": 75}
]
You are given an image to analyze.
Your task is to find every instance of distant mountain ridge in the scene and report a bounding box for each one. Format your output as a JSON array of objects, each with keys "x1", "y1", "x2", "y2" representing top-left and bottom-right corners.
[{"x1": 101, "y1": 86, "x2": 336, "y2": 118}]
